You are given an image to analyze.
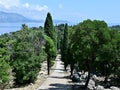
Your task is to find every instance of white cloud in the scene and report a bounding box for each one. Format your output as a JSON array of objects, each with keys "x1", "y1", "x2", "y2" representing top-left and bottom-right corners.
[
  {"x1": 23, "y1": 3, "x2": 48, "y2": 12},
  {"x1": 59, "y1": 3, "x2": 63, "y2": 9},
  {"x1": 23, "y1": 3, "x2": 29, "y2": 8},
  {"x1": 0, "y1": 0, "x2": 20, "y2": 9},
  {"x1": 20, "y1": 4, "x2": 48, "y2": 19},
  {"x1": 0, "y1": 0, "x2": 48, "y2": 19},
  {"x1": 0, "y1": 0, "x2": 48, "y2": 12},
  {"x1": 35, "y1": 5, "x2": 48, "y2": 11}
]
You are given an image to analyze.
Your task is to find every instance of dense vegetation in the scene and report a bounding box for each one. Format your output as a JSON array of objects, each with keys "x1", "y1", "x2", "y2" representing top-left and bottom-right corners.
[
  {"x1": 0, "y1": 12, "x2": 120, "y2": 89},
  {"x1": 0, "y1": 12, "x2": 58, "y2": 90},
  {"x1": 0, "y1": 25, "x2": 46, "y2": 88},
  {"x1": 61, "y1": 20, "x2": 120, "y2": 88}
]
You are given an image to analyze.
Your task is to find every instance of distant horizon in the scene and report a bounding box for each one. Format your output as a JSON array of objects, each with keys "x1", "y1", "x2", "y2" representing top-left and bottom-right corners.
[
  {"x1": 1, "y1": 10, "x2": 120, "y2": 26},
  {"x1": 0, "y1": 10, "x2": 120, "y2": 26},
  {"x1": 0, "y1": 20, "x2": 120, "y2": 35}
]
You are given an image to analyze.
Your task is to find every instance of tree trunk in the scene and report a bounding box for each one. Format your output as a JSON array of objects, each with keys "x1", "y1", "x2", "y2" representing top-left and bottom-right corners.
[
  {"x1": 1, "y1": 84, "x2": 6, "y2": 90},
  {"x1": 104, "y1": 75, "x2": 109, "y2": 86},
  {"x1": 104, "y1": 63, "x2": 110, "y2": 84},
  {"x1": 104, "y1": 75, "x2": 110, "y2": 88},
  {"x1": 1, "y1": 87, "x2": 4, "y2": 90},
  {"x1": 84, "y1": 71, "x2": 91, "y2": 88},
  {"x1": 70, "y1": 64, "x2": 74, "y2": 76},
  {"x1": 104, "y1": 76, "x2": 108, "y2": 83},
  {"x1": 64, "y1": 62, "x2": 68, "y2": 71},
  {"x1": 47, "y1": 56, "x2": 50, "y2": 75}
]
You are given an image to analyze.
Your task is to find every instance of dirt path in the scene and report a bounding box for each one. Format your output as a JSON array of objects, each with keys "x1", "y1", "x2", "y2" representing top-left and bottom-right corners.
[{"x1": 37, "y1": 54, "x2": 72, "y2": 90}]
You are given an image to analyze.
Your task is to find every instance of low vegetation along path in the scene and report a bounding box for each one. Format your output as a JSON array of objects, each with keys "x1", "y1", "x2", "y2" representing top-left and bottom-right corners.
[{"x1": 37, "y1": 54, "x2": 72, "y2": 90}]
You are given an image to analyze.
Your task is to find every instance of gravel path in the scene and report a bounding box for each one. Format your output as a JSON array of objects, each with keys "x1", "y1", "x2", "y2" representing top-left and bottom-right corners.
[{"x1": 37, "y1": 54, "x2": 72, "y2": 90}]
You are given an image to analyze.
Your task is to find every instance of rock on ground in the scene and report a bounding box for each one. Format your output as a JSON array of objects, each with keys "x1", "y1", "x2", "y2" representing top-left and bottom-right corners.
[
  {"x1": 96, "y1": 85, "x2": 105, "y2": 90},
  {"x1": 110, "y1": 86, "x2": 120, "y2": 90},
  {"x1": 88, "y1": 79, "x2": 95, "y2": 90}
]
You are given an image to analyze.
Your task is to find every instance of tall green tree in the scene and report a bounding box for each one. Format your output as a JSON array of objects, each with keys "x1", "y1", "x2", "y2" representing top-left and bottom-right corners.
[
  {"x1": 44, "y1": 12, "x2": 57, "y2": 48},
  {"x1": 55, "y1": 24, "x2": 65, "y2": 50},
  {"x1": 61, "y1": 23, "x2": 69, "y2": 70},
  {"x1": 71, "y1": 19, "x2": 112, "y2": 88},
  {"x1": 97, "y1": 28, "x2": 120, "y2": 83},
  {"x1": 44, "y1": 12, "x2": 57, "y2": 75},
  {"x1": 44, "y1": 12, "x2": 54, "y2": 41}
]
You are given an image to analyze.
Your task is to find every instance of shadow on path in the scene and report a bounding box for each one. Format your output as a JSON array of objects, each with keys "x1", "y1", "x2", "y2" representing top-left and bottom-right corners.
[
  {"x1": 49, "y1": 83, "x2": 72, "y2": 90},
  {"x1": 51, "y1": 68, "x2": 65, "y2": 71},
  {"x1": 38, "y1": 83, "x2": 72, "y2": 90},
  {"x1": 48, "y1": 76, "x2": 66, "y2": 79}
]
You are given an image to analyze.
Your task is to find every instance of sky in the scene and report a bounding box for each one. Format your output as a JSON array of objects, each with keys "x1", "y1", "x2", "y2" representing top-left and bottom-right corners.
[{"x1": 0, "y1": 0, "x2": 120, "y2": 24}]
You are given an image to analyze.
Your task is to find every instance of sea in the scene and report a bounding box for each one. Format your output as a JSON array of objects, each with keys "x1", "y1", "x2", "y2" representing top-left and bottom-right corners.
[{"x1": 0, "y1": 22, "x2": 44, "y2": 35}]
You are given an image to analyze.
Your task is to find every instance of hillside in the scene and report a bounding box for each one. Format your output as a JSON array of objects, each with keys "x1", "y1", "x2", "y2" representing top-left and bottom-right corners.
[
  {"x1": 0, "y1": 11, "x2": 69, "y2": 24},
  {"x1": 0, "y1": 11, "x2": 32, "y2": 22}
]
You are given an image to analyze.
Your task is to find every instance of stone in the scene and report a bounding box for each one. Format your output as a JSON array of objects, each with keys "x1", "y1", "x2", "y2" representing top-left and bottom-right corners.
[
  {"x1": 71, "y1": 73, "x2": 80, "y2": 82},
  {"x1": 80, "y1": 72, "x2": 88, "y2": 80},
  {"x1": 110, "y1": 86, "x2": 120, "y2": 90},
  {"x1": 88, "y1": 79, "x2": 95, "y2": 90},
  {"x1": 30, "y1": 83, "x2": 33, "y2": 85},
  {"x1": 92, "y1": 75, "x2": 97, "y2": 81},
  {"x1": 96, "y1": 85, "x2": 105, "y2": 90}
]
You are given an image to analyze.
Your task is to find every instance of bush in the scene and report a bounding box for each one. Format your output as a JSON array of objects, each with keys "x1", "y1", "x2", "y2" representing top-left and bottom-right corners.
[
  {"x1": 0, "y1": 59, "x2": 14, "y2": 90},
  {"x1": 11, "y1": 44, "x2": 42, "y2": 85}
]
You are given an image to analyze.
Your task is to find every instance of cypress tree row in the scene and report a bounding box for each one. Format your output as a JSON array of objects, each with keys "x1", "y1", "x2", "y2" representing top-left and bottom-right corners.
[{"x1": 0, "y1": 11, "x2": 120, "y2": 89}]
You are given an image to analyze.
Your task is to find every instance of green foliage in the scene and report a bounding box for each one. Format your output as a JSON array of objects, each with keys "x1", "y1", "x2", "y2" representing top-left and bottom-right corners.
[
  {"x1": 0, "y1": 48, "x2": 14, "y2": 89},
  {"x1": 44, "y1": 35, "x2": 56, "y2": 58},
  {"x1": 11, "y1": 42, "x2": 40, "y2": 84},
  {"x1": 44, "y1": 12, "x2": 57, "y2": 52},
  {"x1": 44, "y1": 12, "x2": 54, "y2": 41},
  {"x1": 21, "y1": 24, "x2": 28, "y2": 30},
  {"x1": 0, "y1": 14, "x2": 119, "y2": 88},
  {"x1": 0, "y1": 25, "x2": 46, "y2": 86},
  {"x1": 44, "y1": 35, "x2": 57, "y2": 75},
  {"x1": 70, "y1": 19, "x2": 120, "y2": 87},
  {"x1": 10, "y1": 29, "x2": 45, "y2": 85},
  {"x1": 55, "y1": 24, "x2": 65, "y2": 49},
  {"x1": 44, "y1": 12, "x2": 57, "y2": 75},
  {"x1": 0, "y1": 59, "x2": 13, "y2": 89},
  {"x1": 61, "y1": 23, "x2": 69, "y2": 69},
  {"x1": 110, "y1": 25, "x2": 120, "y2": 31}
]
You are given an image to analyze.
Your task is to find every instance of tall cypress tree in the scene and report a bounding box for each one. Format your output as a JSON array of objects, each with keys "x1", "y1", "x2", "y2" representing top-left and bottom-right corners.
[
  {"x1": 44, "y1": 12, "x2": 54, "y2": 40},
  {"x1": 61, "y1": 23, "x2": 69, "y2": 70},
  {"x1": 44, "y1": 12, "x2": 56, "y2": 75}
]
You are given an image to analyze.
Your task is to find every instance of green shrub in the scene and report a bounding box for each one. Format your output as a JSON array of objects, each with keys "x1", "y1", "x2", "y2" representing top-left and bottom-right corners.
[{"x1": 0, "y1": 59, "x2": 14, "y2": 90}]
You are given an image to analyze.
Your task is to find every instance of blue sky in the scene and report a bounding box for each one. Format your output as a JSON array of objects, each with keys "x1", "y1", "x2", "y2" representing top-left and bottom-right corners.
[{"x1": 0, "y1": 0, "x2": 120, "y2": 24}]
